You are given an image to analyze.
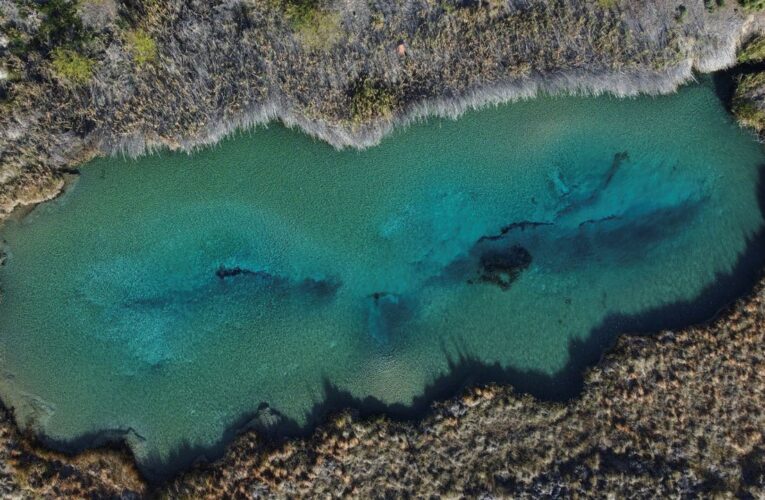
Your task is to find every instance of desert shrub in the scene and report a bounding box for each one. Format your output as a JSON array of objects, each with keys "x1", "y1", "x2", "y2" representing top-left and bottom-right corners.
[
  {"x1": 126, "y1": 29, "x2": 157, "y2": 65},
  {"x1": 282, "y1": 0, "x2": 342, "y2": 49},
  {"x1": 9, "y1": 0, "x2": 95, "y2": 84},
  {"x1": 739, "y1": 0, "x2": 765, "y2": 10},
  {"x1": 51, "y1": 47, "x2": 94, "y2": 83},
  {"x1": 350, "y1": 79, "x2": 396, "y2": 124}
]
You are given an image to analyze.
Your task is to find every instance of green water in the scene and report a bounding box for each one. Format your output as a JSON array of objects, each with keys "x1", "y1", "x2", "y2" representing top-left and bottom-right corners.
[{"x1": 0, "y1": 82, "x2": 763, "y2": 476}]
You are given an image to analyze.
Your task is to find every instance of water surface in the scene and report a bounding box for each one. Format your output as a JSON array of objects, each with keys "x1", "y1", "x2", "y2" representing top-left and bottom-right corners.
[{"x1": 0, "y1": 82, "x2": 763, "y2": 477}]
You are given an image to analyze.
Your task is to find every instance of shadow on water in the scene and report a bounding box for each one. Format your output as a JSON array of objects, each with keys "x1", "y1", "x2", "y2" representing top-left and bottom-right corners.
[
  {"x1": 713, "y1": 64, "x2": 765, "y2": 112},
  {"x1": 16, "y1": 165, "x2": 765, "y2": 487}
]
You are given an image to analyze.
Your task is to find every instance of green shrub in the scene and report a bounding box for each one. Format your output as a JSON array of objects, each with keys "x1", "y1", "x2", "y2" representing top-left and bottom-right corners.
[
  {"x1": 739, "y1": 0, "x2": 765, "y2": 11},
  {"x1": 127, "y1": 29, "x2": 157, "y2": 65},
  {"x1": 283, "y1": 0, "x2": 341, "y2": 49},
  {"x1": 36, "y1": 0, "x2": 88, "y2": 52},
  {"x1": 350, "y1": 79, "x2": 396, "y2": 124},
  {"x1": 51, "y1": 48, "x2": 94, "y2": 83},
  {"x1": 739, "y1": 36, "x2": 765, "y2": 63},
  {"x1": 733, "y1": 101, "x2": 765, "y2": 131},
  {"x1": 596, "y1": 0, "x2": 617, "y2": 8}
]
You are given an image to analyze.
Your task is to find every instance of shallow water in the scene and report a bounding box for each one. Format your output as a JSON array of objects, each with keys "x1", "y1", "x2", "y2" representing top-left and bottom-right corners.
[{"x1": 0, "y1": 82, "x2": 763, "y2": 477}]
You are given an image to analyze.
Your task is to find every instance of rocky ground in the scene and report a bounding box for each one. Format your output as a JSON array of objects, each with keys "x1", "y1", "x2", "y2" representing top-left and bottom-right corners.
[{"x1": 2, "y1": 0, "x2": 765, "y2": 497}]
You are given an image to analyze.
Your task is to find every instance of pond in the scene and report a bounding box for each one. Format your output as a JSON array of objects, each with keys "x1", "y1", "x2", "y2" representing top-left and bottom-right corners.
[{"x1": 0, "y1": 81, "x2": 762, "y2": 479}]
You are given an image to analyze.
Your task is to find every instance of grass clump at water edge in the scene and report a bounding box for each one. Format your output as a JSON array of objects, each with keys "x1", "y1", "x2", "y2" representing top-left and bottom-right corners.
[
  {"x1": 738, "y1": 35, "x2": 765, "y2": 64},
  {"x1": 350, "y1": 78, "x2": 397, "y2": 126}
]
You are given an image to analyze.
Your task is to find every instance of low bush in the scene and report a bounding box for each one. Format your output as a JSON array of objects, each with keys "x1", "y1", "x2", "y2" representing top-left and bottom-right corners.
[
  {"x1": 350, "y1": 79, "x2": 396, "y2": 124},
  {"x1": 126, "y1": 29, "x2": 157, "y2": 66},
  {"x1": 282, "y1": 0, "x2": 341, "y2": 49},
  {"x1": 739, "y1": 0, "x2": 765, "y2": 11},
  {"x1": 51, "y1": 48, "x2": 94, "y2": 84}
]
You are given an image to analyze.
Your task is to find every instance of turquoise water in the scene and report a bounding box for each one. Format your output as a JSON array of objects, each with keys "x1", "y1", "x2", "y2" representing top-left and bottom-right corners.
[{"x1": 0, "y1": 82, "x2": 763, "y2": 476}]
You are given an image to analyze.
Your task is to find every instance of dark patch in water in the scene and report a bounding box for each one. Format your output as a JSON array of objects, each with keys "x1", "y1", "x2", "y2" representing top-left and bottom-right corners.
[
  {"x1": 478, "y1": 220, "x2": 553, "y2": 243},
  {"x1": 604, "y1": 151, "x2": 628, "y2": 186},
  {"x1": 474, "y1": 245, "x2": 532, "y2": 290},
  {"x1": 366, "y1": 292, "x2": 411, "y2": 344},
  {"x1": 214, "y1": 265, "x2": 341, "y2": 298},
  {"x1": 215, "y1": 265, "x2": 262, "y2": 280},
  {"x1": 560, "y1": 196, "x2": 706, "y2": 267}
]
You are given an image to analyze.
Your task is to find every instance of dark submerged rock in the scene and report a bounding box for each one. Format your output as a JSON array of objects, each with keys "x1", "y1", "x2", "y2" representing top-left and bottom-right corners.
[{"x1": 475, "y1": 245, "x2": 532, "y2": 290}]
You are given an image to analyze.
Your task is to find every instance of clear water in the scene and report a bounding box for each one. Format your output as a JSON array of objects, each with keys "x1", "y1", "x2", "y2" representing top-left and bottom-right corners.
[{"x1": 0, "y1": 82, "x2": 762, "y2": 477}]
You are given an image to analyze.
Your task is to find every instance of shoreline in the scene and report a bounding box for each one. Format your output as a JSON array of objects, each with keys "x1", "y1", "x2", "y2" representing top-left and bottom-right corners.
[
  {"x1": 0, "y1": 63, "x2": 751, "y2": 221},
  {"x1": 103, "y1": 60, "x2": 742, "y2": 155},
  {"x1": 3, "y1": 1, "x2": 765, "y2": 216}
]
